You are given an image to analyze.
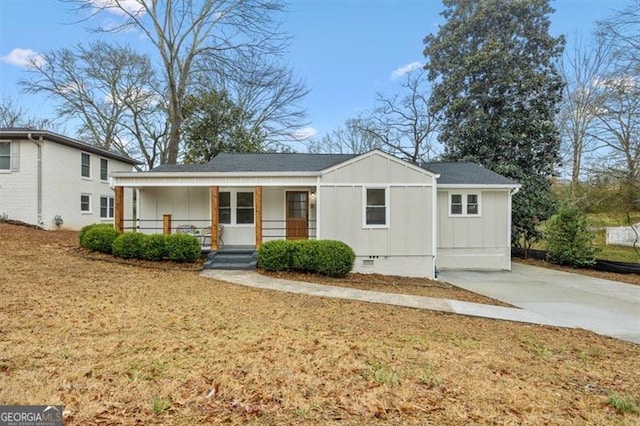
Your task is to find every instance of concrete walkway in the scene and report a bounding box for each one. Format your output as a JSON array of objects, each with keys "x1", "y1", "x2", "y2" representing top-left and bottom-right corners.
[
  {"x1": 439, "y1": 264, "x2": 640, "y2": 344},
  {"x1": 200, "y1": 269, "x2": 567, "y2": 327}
]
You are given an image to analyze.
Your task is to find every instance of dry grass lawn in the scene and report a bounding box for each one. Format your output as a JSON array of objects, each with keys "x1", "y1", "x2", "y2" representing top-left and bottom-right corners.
[{"x1": 1, "y1": 223, "x2": 639, "y2": 425}]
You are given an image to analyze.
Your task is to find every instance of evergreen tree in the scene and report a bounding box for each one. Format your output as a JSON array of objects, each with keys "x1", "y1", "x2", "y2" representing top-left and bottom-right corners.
[{"x1": 424, "y1": 0, "x2": 565, "y2": 247}]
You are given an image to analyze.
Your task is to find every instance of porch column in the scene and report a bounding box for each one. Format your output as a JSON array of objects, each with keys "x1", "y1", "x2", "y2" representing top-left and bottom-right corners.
[
  {"x1": 255, "y1": 186, "x2": 263, "y2": 249},
  {"x1": 211, "y1": 186, "x2": 219, "y2": 250},
  {"x1": 114, "y1": 186, "x2": 124, "y2": 233},
  {"x1": 163, "y1": 214, "x2": 172, "y2": 234}
]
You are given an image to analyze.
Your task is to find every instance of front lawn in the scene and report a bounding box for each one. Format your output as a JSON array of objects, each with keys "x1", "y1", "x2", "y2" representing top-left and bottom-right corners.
[{"x1": 1, "y1": 223, "x2": 639, "y2": 425}]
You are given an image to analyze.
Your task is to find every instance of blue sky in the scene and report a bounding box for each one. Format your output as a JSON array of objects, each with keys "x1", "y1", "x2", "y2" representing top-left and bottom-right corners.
[{"x1": 0, "y1": 0, "x2": 631, "y2": 149}]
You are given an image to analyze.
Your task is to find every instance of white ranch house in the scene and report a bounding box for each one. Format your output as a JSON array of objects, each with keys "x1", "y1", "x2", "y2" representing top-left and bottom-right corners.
[
  {"x1": 110, "y1": 150, "x2": 520, "y2": 279},
  {"x1": 0, "y1": 129, "x2": 139, "y2": 230}
]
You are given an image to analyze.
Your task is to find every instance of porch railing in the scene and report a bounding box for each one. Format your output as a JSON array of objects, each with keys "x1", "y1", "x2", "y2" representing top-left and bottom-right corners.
[{"x1": 119, "y1": 217, "x2": 317, "y2": 246}]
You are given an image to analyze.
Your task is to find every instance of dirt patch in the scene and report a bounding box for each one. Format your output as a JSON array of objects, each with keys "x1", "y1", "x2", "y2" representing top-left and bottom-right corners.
[
  {"x1": 514, "y1": 258, "x2": 640, "y2": 286},
  {"x1": 261, "y1": 270, "x2": 512, "y2": 307},
  {"x1": 1, "y1": 223, "x2": 639, "y2": 425}
]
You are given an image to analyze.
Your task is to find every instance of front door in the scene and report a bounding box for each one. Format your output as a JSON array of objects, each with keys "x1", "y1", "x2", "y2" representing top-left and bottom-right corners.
[{"x1": 286, "y1": 191, "x2": 309, "y2": 240}]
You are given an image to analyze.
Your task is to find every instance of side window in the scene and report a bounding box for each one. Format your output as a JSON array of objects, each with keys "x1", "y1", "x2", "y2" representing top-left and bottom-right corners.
[
  {"x1": 100, "y1": 158, "x2": 108, "y2": 181},
  {"x1": 450, "y1": 193, "x2": 481, "y2": 216},
  {"x1": 81, "y1": 194, "x2": 91, "y2": 213},
  {"x1": 236, "y1": 192, "x2": 254, "y2": 224},
  {"x1": 100, "y1": 196, "x2": 114, "y2": 219},
  {"x1": 364, "y1": 187, "x2": 387, "y2": 227},
  {"x1": 0, "y1": 142, "x2": 10, "y2": 170},
  {"x1": 450, "y1": 194, "x2": 463, "y2": 215},
  {"x1": 219, "y1": 192, "x2": 231, "y2": 224},
  {"x1": 81, "y1": 153, "x2": 91, "y2": 178}
]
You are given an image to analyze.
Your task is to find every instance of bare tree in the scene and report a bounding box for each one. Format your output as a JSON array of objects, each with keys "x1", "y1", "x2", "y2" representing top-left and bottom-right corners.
[
  {"x1": 307, "y1": 118, "x2": 382, "y2": 154},
  {"x1": 0, "y1": 97, "x2": 57, "y2": 130},
  {"x1": 201, "y1": 51, "x2": 309, "y2": 150},
  {"x1": 558, "y1": 34, "x2": 611, "y2": 198},
  {"x1": 356, "y1": 69, "x2": 439, "y2": 163},
  {"x1": 21, "y1": 41, "x2": 166, "y2": 169},
  {"x1": 69, "y1": 0, "x2": 289, "y2": 164}
]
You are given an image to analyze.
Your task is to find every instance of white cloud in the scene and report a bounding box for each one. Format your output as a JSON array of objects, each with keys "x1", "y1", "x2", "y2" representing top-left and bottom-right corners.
[
  {"x1": 1, "y1": 48, "x2": 45, "y2": 69},
  {"x1": 390, "y1": 61, "x2": 423, "y2": 80},
  {"x1": 292, "y1": 126, "x2": 318, "y2": 141},
  {"x1": 85, "y1": 0, "x2": 146, "y2": 16}
]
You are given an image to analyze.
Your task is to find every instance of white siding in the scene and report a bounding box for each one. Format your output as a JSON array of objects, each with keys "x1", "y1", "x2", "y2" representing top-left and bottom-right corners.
[
  {"x1": 436, "y1": 190, "x2": 511, "y2": 270},
  {"x1": 318, "y1": 152, "x2": 436, "y2": 278},
  {"x1": 138, "y1": 186, "x2": 210, "y2": 233},
  {"x1": 0, "y1": 140, "x2": 38, "y2": 225},
  {"x1": 0, "y1": 138, "x2": 135, "y2": 230}
]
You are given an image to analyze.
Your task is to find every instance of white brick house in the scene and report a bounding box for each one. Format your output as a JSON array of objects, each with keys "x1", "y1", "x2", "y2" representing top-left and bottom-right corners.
[{"x1": 0, "y1": 128, "x2": 139, "y2": 230}]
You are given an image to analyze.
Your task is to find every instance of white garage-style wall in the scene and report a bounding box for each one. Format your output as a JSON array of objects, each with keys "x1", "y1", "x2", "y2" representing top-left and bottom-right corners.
[{"x1": 436, "y1": 189, "x2": 512, "y2": 270}]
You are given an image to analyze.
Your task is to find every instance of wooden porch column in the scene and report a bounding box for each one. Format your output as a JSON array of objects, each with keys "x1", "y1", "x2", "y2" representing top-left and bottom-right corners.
[
  {"x1": 114, "y1": 186, "x2": 124, "y2": 233},
  {"x1": 163, "y1": 214, "x2": 172, "y2": 235},
  {"x1": 255, "y1": 186, "x2": 263, "y2": 249},
  {"x1": 211, "y1": 186, "x2": 219, "y2": 250}
]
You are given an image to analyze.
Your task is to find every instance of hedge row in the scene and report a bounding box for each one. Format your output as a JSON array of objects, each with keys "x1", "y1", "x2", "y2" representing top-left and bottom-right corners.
[
  {"x1": 257, "y1": 239, "x2": 355, "y2": 278},
  {"x1": 78, "y1": 223, "x2": 201, "y2": 263}
]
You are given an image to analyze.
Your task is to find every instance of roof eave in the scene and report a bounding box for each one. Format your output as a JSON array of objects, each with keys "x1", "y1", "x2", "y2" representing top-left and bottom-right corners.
[
  {"x1": 110, "y1": 170, "x2": 323, "y2": 178},
  {"x1": 437, "y1": 183, "x2": 522, "y2": 189},
  {"x1": 0, "y1": 129, "x2": 142, "y2": 166}
]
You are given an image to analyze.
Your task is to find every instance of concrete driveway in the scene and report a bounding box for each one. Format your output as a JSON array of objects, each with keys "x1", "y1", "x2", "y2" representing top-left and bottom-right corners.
[{"x1": 439, "y1": 263, "x2": 640, "y2": 344}]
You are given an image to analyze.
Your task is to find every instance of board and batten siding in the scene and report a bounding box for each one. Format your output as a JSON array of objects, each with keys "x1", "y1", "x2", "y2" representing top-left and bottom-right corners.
[
  {"x1": 436, "y1": 190, "x2": 511, "y2": 270},
  {"x1": 318, "y1": 152, "x2": 436, "y2": 278}
]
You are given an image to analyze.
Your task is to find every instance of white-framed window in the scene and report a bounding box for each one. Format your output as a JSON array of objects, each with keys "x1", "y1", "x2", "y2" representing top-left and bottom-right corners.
[
  {"x1": 81, "y1": 152, "x2": 91, "y2": 178},
  {"x1": 218, "y1": 190, "x2": 254, "y2": 225},
  {"x1": 80, "y1": 194, "x2": 92, "y2": 213},
  {"x1": 449, "y1": 192, "x2": 481, "y2": 217},
  {"x1": 100, "y1": 196, "x2": 114, "y2": 219},
  {"x1": 363, "y1": 186, "x2": 389, "y2": 228},
  {"x1": 0, "y1": 140, "x2": 19, "y2": 172},
  {"x1": 0, "y1": 141, "x2": 10, "y2": 170},
  {"x1": 100, "y1": 158, "x2": 108, "y2": 181}
]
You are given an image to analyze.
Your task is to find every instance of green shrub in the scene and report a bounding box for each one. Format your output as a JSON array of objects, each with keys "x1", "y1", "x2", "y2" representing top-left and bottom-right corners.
[
  {"x1": 165, "y1": 233, "x2": 201, "y2": 262},
  {"x1": 112, "y1": 232, "x2": 148, "y2": 259},
  {"x1": 142, "y1": 234, "x2": 168, "y2": 261},
  {"x1": 83, "y1": 225, "x2": 119, "y2": 254},
  {"x1": 258, "y1": 239, "x2": 355, "y2": 277},
  {"x1": 315, "y1": 240, "x2": 355, "y2": 278},
  {"x1": 545, "y1": 204, "x2": 599, "y2": 267},
  {"x1": 291, "y1": 240, "x2": 319, "y2": 272},
  {"x1": 257, "y1": 240, "x2": 293, "y2": 271},
  {"x1": 79, "y1": 223, "x2": 113, "y2": 248}
]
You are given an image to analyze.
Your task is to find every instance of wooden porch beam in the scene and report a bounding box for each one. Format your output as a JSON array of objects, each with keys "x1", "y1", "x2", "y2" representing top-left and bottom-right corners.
[
  {"x1": 163, "y1": 214, "x2": 172, "y2": 235},
  {"x1": 114, "y1": 186, "x2": 124, "y2": 233},
  {"x1": 211, "y1": 186, "x2": 219, "y2": 250},
  {"x1": 255, "y1": 186, "x2": 263, "y2": 249}
]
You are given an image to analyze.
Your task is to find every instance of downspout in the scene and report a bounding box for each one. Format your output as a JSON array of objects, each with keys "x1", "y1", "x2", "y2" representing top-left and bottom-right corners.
[
  {"x1": 27, "y1": 133, "x2": 44, "y2": 225},
  {"x1": 507, "y1": 186, "x2": 521, "y2": 271}
]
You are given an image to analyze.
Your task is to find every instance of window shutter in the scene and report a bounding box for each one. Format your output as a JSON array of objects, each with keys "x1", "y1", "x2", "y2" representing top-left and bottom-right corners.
[{"x1": 11, "y1": 141, "x2": 19, "y2": 171}]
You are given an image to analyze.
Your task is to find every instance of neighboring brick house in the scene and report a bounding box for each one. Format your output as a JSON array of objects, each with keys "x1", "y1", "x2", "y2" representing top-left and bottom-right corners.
[{"x1": 0, "y1": 128, "x2": 138, "y2": 230}]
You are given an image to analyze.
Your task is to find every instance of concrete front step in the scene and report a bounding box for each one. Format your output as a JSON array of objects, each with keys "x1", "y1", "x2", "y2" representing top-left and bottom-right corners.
[
  {"x1": 203, "y1": 261, "x2": 257, "y2": 270},
  {"x1": 204, "y1": 248, "x2": 258, "y2": 270}
]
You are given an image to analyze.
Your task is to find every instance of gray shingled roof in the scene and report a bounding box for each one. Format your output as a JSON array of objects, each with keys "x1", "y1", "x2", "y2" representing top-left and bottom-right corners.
[
  {"x1": 0, "y1": 128, "x2": 141, "y2": 165},
  {"x1": 422, "y1": 162, "x2": 519, "y2": 186},
  {"x1": 151, "y1": 153, "x2": 358, "y2": 173}
]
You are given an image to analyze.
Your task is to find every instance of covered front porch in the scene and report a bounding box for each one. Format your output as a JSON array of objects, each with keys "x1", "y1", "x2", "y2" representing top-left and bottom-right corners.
[{"x1": 112, "y1": 184, "x2": 318, "y2": 250}]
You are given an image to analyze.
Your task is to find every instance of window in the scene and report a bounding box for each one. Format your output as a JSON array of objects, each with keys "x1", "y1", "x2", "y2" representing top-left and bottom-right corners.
[
  {"x1": 364, "y1": 187, "x2": 388, "y2": 227},
  {"x1": 218, "y1": 191, "x2": 254, "y2": 225},
  {"x1": 100, "y1": 158, "x2": 108, "y2": 181},
  {"x1": 219, "y1": 192, "x2": 231, "y2": 224},
  {"x1": 81, "y1": 153, "x2": 91, "y2": 178},
  {"x1": 236, "y1": 192, "x2": 254, "y2": 224},
  {"x1": 450, "y1": 193, "x2": 481, "y2": 216},
  {"x1": 100, "y1": 196, "x2": 114, "y2": 219},
  {"x1": 81, "y1": 194, "x2": 91, "y2": 213},
  {"x1": 0, "y1": 142, "x2": 10, "y2": 170}
]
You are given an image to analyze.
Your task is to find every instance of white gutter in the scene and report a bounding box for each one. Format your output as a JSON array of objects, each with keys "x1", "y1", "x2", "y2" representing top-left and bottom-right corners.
[
  {"x1": 27, "y1": 133, "x2": 44, "y2": 225},
  {"x1": 110, "y1": 170, "x2": 322, "y2": 178}
]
